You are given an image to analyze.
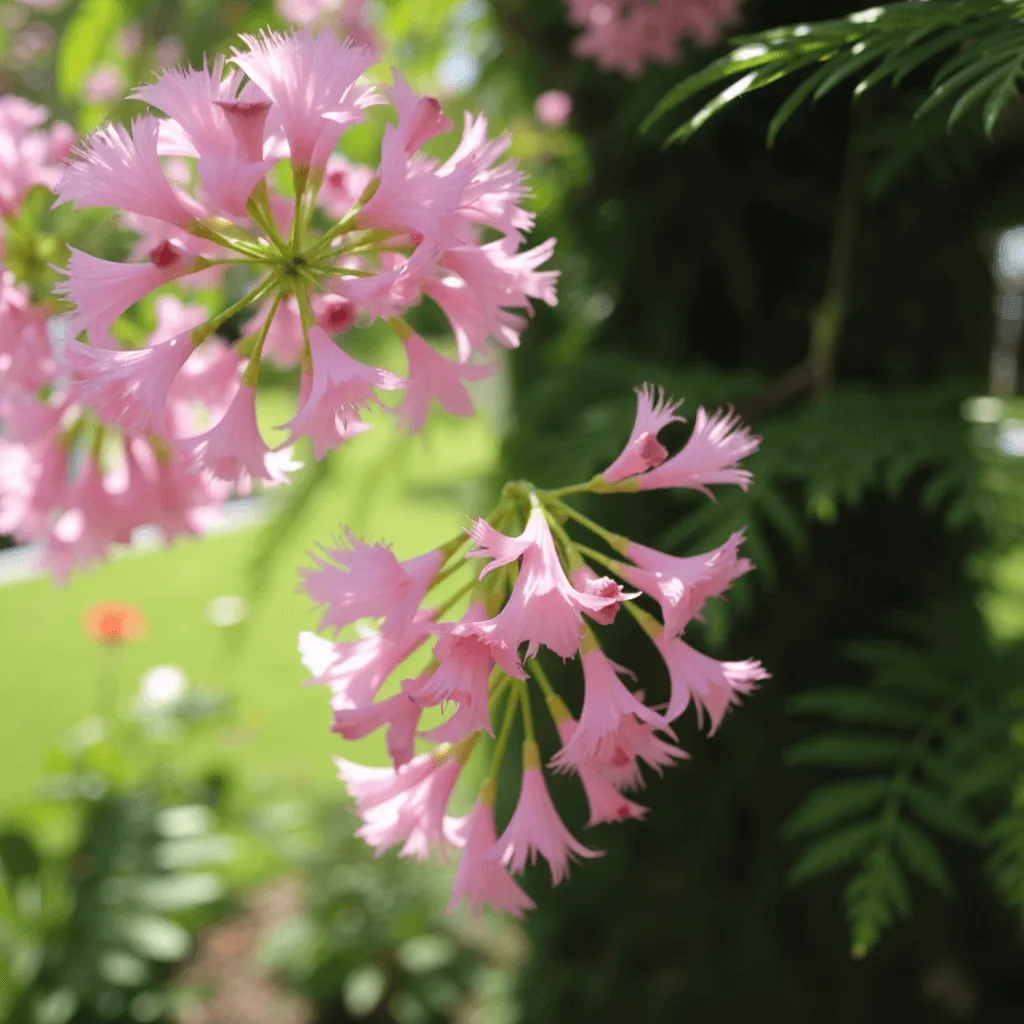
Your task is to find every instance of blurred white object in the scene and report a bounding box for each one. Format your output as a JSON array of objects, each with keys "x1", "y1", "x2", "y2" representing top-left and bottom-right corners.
[
  {"x1": 207, "y1": 594, "x2": 249, "y2": 627},
  {"x1": 139, "y1": 665, "x2": 187, "y2": 708}
]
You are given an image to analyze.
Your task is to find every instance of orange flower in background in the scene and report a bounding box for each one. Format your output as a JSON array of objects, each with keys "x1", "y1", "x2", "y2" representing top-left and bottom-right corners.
[{"x1": 81, "y1": 601, "x2": 149, "y2": 645}]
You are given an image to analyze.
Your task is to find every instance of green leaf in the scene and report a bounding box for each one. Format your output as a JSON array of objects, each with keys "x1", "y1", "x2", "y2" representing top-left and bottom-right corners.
[
  {"x1": 789, "y1": 821, "x2": 880, "y2": 883},
  {"x1": 137, "y1": 873, "x2": 227, "y2": 912},
  {"x1": 56, "y1": 0, "x2": 125, "y2": 102},
  {"x1": 904, "y1": 784, "x2": 981, "y2": 843},
  {"x1": 782, "y1": 778, "x2": 891, "y2": 839},
  {"x1": 118, "y1": 915, "x2": 192, "y2": 963},
  {"x1": 787, "y1": 688, "x2": 922, "y2": 728},
  {"x1": 0, "y1": 833, "x2": 40, "y2": 883},
  {"x1": 786, "y1": 733, "x2": 906, "y2": 767},
  {"x1": 155, "y1": 805, "x2": 213, "y2": 839},
  {"x1": 343, "y1": 964, "x2": 387, "y2": 1017},
  {"x1": 894, "y1": 820, "x2": 954, "y2": 894},
  {"x1": 154, "y1": 835, "x2": 236, "y2": 871},
  {"x1": 982, "y1": 55, "x2": 1023, "y2": 135},
  {"x1": 98, "y1": 950, "x2": 150, "y2": 988}
]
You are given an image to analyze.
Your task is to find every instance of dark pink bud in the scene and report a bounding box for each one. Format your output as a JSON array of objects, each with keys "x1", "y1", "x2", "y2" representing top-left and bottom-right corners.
[
  {"x1": 316, "y1": 296, "x2": 356, "y2": 334},
  {"x1": 215, "y1": 100, "x2": 272, "y2": 163},
  {"x1": 148, "y1": 240, "x2": 185, "y2": 269},
  {"x1": 403, "y1": 96, "x2": 453, "y2": 154}
]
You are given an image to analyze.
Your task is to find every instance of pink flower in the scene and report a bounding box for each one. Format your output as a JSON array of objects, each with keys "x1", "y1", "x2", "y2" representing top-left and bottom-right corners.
[
  {"x1": 332, "y1": 687, "x2": 423, "y2": 768},
  {"x1": 318, "y1": 153, "x2": 374, "y2": 218},
  {"x1": 230, "y1": 28, "x2": 377, "y2": 174},
  {"x1": 467, "y1": 506, "x2": 625, "y2": 659},
  {"x1": 0, "y1": 97, "x2": 73, "y2": 216},
  {"x1": 534, "y1": 90, "x2": 572, "y2": 128},
  {"x1": 634, "y1": 407, "x2": 760, "y2": 495},
  {"x1": 54, "y1": 116, "x2": 202, "y2": 227},
  {"x1": 62, "y1": 333, "x2": 195, "y2": 437},
  {"x1": 567, "y1": 0, "x2": 740, "y2": 78},
  {"x1": 281, "y1": 326, "x2": 407, "y2": 460},
  {"x1": 336, "y1": 749, "x2": 465, "y2": 859},
  {"x1": 241, "y1": 296, "x2": 305, "y2": 368},
  {"x1": 180, "y1": 383, "x2": 299, "y2": 489},
  {"x1": 618, "y1": 530, "x2": 753, "y2": 634},
  {"x1": 397, "y1": 333, "x2": 494, "y2": 432},
  {"x1": 0, "y1": 274, "x2": 55, "y2": 391},
  {"x1": 570, "y1": 566, "x2": 630, "y2": 626},
  {"x1": 653, "y1": 631, "x2": 769, "y2": 729},
  {"x1": 602, "y1": 384, "x2": 685, "y2": 483},
  {"x1": 549, "y1": 647, "x2": 669, "y2": 769},
  {"x1": 409, "y1": 602, "x2": 519, "y2": 734},
  {"x1": 389, "y1": 71, "x2": 452, "y2": 155},
  {"x1": 299, "y1": 528, "x2": 442, "y2": 634},
  {"x1": 300, "y1": 615, "x2": 433, "y2": 711},
  {"x1": 448, "y1": 799, "x2": 535, "y2": 918},
  {"x1": 57, "y1": 247, "x2": 201, "y2": 345},
  {"x1": 489, "y1": 744, "x2": 601, "y2": 884}
]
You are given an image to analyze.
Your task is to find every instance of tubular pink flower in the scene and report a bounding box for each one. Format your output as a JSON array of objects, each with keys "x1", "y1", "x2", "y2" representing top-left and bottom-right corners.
[
  {"x1": 467, "y1": 506, "x2": 626, "y2": 660},
  {"x1": 62, "y1": 334, "x2": 195, "y2": 437},
  {"x1": 230, "y1": 28, "x2": 377, "y2": 173},
  {"x1": 54, "y1": 116, "x2": 203, "y2": 227},
  {"x1": 623, "y1": 530, "x2": 753, "y2": 633},
  {"x1": 57, "y1": 247, "x2": 200, "y2": 345},
  {"x1": 332, "y1": 687, "x2": 423, "y2": 768},
  {"x1": 398, "y1": 334, "x2": 495, "y2": 432},
  {"x1": 636, "y1": 407, "x2": 761, "y2": 495},
  {"x1": 549, "y1": 648, "x2": 669, "y2": 769},
  {"x1": 410, "y1": 603, "x2": 513, "y2": 734},
  {"x1": 388, "y1": 71, "x2": 453, "y2": 155},
  {"x1": 602, "y1": 383, "x2": 686, "y2": 483},
  {"x1": 318, "y1": 153, "x2": 374, "y2": 218},
  {"x1": 489, "y1": 748, "x2": 601, "y2": 884},
  {"x1": 448, "y1": 800, "x2": 536, "y2": 918},
  {"x1": 340, "y1": 753, "x2": 465, "y2": 860},
  {"x1": 300, "y1": 613, "x2": 433, "y2": 711},
  {"x1": 570, "y1": 566, "x2": 631, "y2": 626},
  {"x1": 180, "y1": 383, "x2": 298, "y2": 488},
  {"x1": 299, "y1": 528, "x2": 443, "y2": 635},
  {"x1": 281, "y1": 326, "x2": 407, "y2": 460},
  {"x1": 0, "y1": 274, "x2": 55, "y2": 391},
  {"x1": 653, "y1": 631, "x2": 769, "y2": 730}
]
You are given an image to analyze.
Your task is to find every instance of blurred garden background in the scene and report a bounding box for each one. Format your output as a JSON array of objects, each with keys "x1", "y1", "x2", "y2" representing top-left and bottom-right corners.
[{"x1": 2, "y1": 0, "x2": 1024, "y2": 1021}]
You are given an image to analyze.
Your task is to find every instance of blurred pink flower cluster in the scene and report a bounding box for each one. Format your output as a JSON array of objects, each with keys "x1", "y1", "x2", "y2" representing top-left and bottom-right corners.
[
  {"x1": 300, "y1": 385, "x2": 766, "y2": 915},
  {"x1": 0, "y1": 27, "x2": 558, "y2": 580},
  {"x1": 566, "y1": 0, "x2": 741, "y2": 77},
  {"x1": 276, "y1": 0, "x2": 379, "y2": 58}
]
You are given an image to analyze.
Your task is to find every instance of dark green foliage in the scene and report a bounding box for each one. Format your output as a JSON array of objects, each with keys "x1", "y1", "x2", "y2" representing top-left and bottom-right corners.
[
  {"x1": 487, "y1": 0, "x2": 1024, "y2": 1019},
  {"x1": 646, "y1": 1, "x2": 1024, "y2": 145}
]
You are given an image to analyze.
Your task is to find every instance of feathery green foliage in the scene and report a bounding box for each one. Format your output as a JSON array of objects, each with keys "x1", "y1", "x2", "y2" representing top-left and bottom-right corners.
[
  {"x1": 783, "y1": 600, "x2": 1020, "y2": 957},
  {"x1": 646, "y1": 1, "x2": 1024, "y2": 145}
]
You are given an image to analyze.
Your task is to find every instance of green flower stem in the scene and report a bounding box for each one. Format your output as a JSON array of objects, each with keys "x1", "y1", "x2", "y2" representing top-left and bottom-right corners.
[
  {"x1": 489, "y1": 685, "x2": 520, "y2": 784},
  {"x1": 529, "y1": 659, "x2": 573, "y2": 726},
  {"x1": 541, "y1": 476, "x2": 606, "y2": 499},
  {"x1": 545, "y1": 496, "x2": 629, "y2": 553},
  {"x1": 246, "y1": 184, "x2": 289, "y2": 255},
  {"x1": 519, "y1": 679, "x2": 537, "y2": 744},
  {"x1": 433, "y1": 579, "x2": 477, "y2": 619},
  {"x1": 306, "y1": 176, "x2": 381, "y2": 258},
  {"x1": 573, "y1": 540, "x2": 628, "y2": 576},
  {"x1": 192, "y1": 274, "x2": 279, "y2": 346},
  {"x1": 241, "y1": 290, "x2": 285, "y2": 387},
  {"x1": 622, "y1": 596, "x2": 662, "y2": 638}
]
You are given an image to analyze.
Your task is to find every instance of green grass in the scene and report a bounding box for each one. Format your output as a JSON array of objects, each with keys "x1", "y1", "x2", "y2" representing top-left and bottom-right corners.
[{"x1": 0, "y1": 389, "x2": 499, "y2": 812}]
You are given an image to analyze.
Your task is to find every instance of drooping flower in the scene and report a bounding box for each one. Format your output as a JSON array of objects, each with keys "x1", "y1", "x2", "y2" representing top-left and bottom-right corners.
[
  {"x1": 448, "y1": 794, "x2": 536, "y2": 918},
  {"x1": 489, "y1": 742, "x2": 602, "y2": 884},
  {"x1": 601, "y1": 383, "x2": 685, "y2": 483}
]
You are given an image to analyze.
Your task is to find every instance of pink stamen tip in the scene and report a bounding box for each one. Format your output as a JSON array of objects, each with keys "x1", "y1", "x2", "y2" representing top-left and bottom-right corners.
[
  {"x1": 409, "y1": 230, "x2": 425, "y2": 247},
  {"x1": 611, "y1": 748, "x2": 629, "y2": 768},
  {"x1": 638, "y1": 431, "x2": 669, "y2": 469},
  {"x1": 327, "y1": 169, "x2": 346, "y2": 189},
  {"x1": 148, "y1": 240, "x2": 183, "y2": 269},
  {"x1": 617, "y1": 804, "x2": 632, "y2": 819}
]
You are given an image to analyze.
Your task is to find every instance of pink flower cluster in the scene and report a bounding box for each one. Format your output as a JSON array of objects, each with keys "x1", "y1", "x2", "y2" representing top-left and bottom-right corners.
[
  {"x1": 276, "y1": 0, "x2": 379, "y2": 58},
  {"x1": 52, "y1": 28, "x2": 557, "y2": 488},
  {"x1": 0, "y1": 97, "x2": 73, "y2": 219},
  {"x1": 566, "y1": 0, "x2": 741, "y2": 77},
  {"x1": 300, "y1": 385, "x2": 767, "y2": 915},
  {"x1": 0, "y1": 295, "x2": 241, "y2": 580}
]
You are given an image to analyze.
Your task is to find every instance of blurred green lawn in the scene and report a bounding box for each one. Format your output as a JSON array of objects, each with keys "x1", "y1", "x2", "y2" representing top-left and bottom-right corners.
[{"x1": 0, "y1": 385, "x2": 499, "y2": 812}]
